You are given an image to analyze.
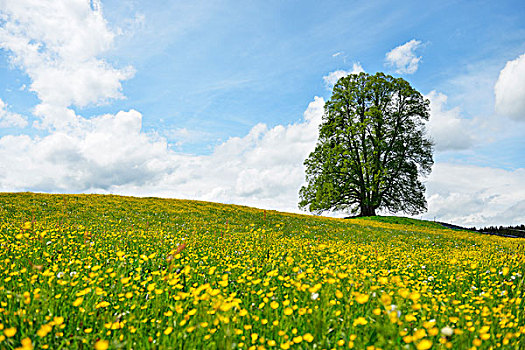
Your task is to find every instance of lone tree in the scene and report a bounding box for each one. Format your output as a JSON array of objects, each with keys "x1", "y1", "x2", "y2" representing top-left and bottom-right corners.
[{"x1": 299, "y1": 72, "x2": 433, "y2": 217}]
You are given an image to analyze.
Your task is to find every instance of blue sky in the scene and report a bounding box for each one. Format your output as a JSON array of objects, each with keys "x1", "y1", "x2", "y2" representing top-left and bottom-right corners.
[{"x1": 0, "y1": 0, "x2": 524, "y2": 227}]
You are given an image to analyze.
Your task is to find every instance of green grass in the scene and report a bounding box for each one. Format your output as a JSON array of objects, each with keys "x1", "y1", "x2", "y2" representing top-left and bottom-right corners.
[{"x1": 0, "y1": 192, "x2": 523, "y2": 350}]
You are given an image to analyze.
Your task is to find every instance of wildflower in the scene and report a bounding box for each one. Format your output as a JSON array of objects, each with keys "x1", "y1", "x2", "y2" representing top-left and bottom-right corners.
[
  {"x1": 353, "y1": 317, "x2": 368, "y2": 326},
  {"x1": 380, "y1": 293, "x2": 392, "y2": 306},
  {"x1": 4, "y1": 327, "x2": 16, "y2": 337},
  {"x1": 303, "y1": 333, "x2": 314, "y2": 342},
  {"x1": 416, "y1": 339, "x2": 432, "y2": 350},
  {"x1": 20, "y1": 338, "x2": 33, "y2": 350},
  {"x1": 355, "y1": 293, "x2": 369, "y2": 304},
  {"x1": 441, "y1": 326, "x2": 454, "y2": 337},
  {"x1": 94, "y1": 340, "x2": 109, "y2": 350}
]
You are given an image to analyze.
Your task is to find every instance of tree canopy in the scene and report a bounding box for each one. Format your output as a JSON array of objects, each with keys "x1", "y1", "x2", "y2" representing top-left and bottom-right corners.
[{"x1": 299, "y1": 72, "x2": 433, "y2": 216}]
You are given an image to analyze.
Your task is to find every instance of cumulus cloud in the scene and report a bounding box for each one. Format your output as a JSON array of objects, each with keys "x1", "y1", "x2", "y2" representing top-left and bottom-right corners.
[
  {"x1": 0, "y1": 110, "x2": 171, "y2": 191},
  {"x1": 0, "y1": 0, "x2": 134, "y2": 129},
  {"x1": 423, "y1": 163, "x2": 525, "y2": 227},
  {"x1": 0, "y1": 98, "x2": 28, "y2": 128},
  {"x1": 426, "y1": 91, "x2": 474, "y2": 151},
  {"x1": 0, "y1": 0, "x2": 328, "y2": 206},
  {"x1": 385, "y1": 39, "x2": 423, "y2": 74},
  {"x1": 494, "y1": 53, "x2": 525, "y2": 121},
  {"x1": 0, "y1": 97, "x2": 325, "y2": 214},
  {"x1": 99, "y1": 97, "x2": 324, "y2": 211},
  {"x1": 323, "y1": 63, "x2": 364, "y2": 90}
]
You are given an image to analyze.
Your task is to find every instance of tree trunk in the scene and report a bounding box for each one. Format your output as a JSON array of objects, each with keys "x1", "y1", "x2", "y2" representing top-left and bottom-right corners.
[{"x1": 359, "y1": 205, "x2": 376, "y2": 217}]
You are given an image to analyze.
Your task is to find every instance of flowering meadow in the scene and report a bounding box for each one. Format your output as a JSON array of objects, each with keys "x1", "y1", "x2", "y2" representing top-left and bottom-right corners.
[{"x1": 0, "y1": 193, "x2": 523, "y2": 349}]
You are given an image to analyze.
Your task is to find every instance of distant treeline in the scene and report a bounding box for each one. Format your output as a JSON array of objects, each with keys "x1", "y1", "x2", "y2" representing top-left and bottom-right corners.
[{"x1": 467, "y1": 224, "x2": 525, "y2": 238}]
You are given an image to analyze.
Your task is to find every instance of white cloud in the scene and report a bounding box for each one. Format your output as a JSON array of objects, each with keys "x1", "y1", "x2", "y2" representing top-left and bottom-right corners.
[
  {"x1": 494, "y1": 53, "x2": 525, "y2": 121},
  {"x1": 322, "y1": 63, "x2": 364, "y2": 90},
  {"x1": 0, "y1": 98, "x2": 28, "y2": 128},
  {"x1": 0, "y1": 110, "x2": 171, "y2": 191},
  {"x1": 423, "y1": 163, "x2": 525, "y2": 227},
  {"x1": 101, "y1": 97, "x2": 325, "y2": 212},
  {"x1": 385, "y1": 39, "x2": 423, "y2": 74},
  {"x1": 0, "y1": 0, "x2": 134, "y2": 129},
  {"x1": 0, "y1": 97, "x2": 325, "y2": 214},
  {"x1": 426, "y1": 91, "x2": 474, "y2": 151}
]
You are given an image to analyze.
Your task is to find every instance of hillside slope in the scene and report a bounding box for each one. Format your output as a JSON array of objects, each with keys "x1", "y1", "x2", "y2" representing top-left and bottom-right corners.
[{"x1": 0, "y1": 193, "x2": 523, "y2": 349}]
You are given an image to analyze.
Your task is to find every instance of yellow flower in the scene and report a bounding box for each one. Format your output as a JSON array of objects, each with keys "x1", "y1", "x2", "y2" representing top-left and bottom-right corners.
[
  {"x1": 4, "y1": 327, "x2": 16, "y2": 337},
  {"x1": 218, "y1": 280, "x2": 228, "y2": 287},
  {"x1": 94, "y1": 340, "x2": 109, "y2": 350},
  {"x1": 37, "y1": 324, "x2": 52, "y2": 337},
  {"x1": 283, "y1": 307, "x2": 293, "y2": 315},
  {"x1": 239, "y1": 309, "x2": 248, "y2": 316},
  {"x1": 73, "y1": 297, "x2": 83, "y2": 307},
  {"x1": 405, "y1": 314, "x2": 417, "y2": 322},
  {"x1": 409, "y1": 292, "x2": 421, "y2": 302},
  {"x1": 380, "y1": 293, "x2": 392, "y2": 306},
  {"x1": 303, "y1": 333, "x2": 314, "y2": 342},
  {"x1": 416, "y1": 339, "x2": 432, "y2": 350},
  {"x1": 414, "y1": 329, "x2": 427, "y2": 339},
  {"x1": 270, "y1": 301, "x2": 279, "y2": 309},
  {"x1": 21, "y1": 337, "x2": 33, "y2": 350},
  {"x1": 293, "y1": 336, "x2": 302, "y2": 343},
  {"x1": 378, "y1": 276, "x2": 388, "y2": 284},
  {"x1": 95, "y1": 301, "x2": 110, "y2": 308},
  {"x1": 480, "y1": 333, "x2": 490, "y2": 340},
  {"x1": 355, "y1": 293, "x2": 369, "y2": 304},
  {"x1": 353, "y1": 317, "x2": 368, "y2": 326},
  {"x1": 164, "y1": 327, "x2": 173, "y2": 335},
  {"x1": 280, "y1": 342, "x2": 290, "y2": 349}
]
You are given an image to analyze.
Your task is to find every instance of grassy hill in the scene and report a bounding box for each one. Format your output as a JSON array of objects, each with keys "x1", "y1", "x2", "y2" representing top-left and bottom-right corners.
[{"x1": 0, "y1": 193, "x2": 523, "y2": 349}]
